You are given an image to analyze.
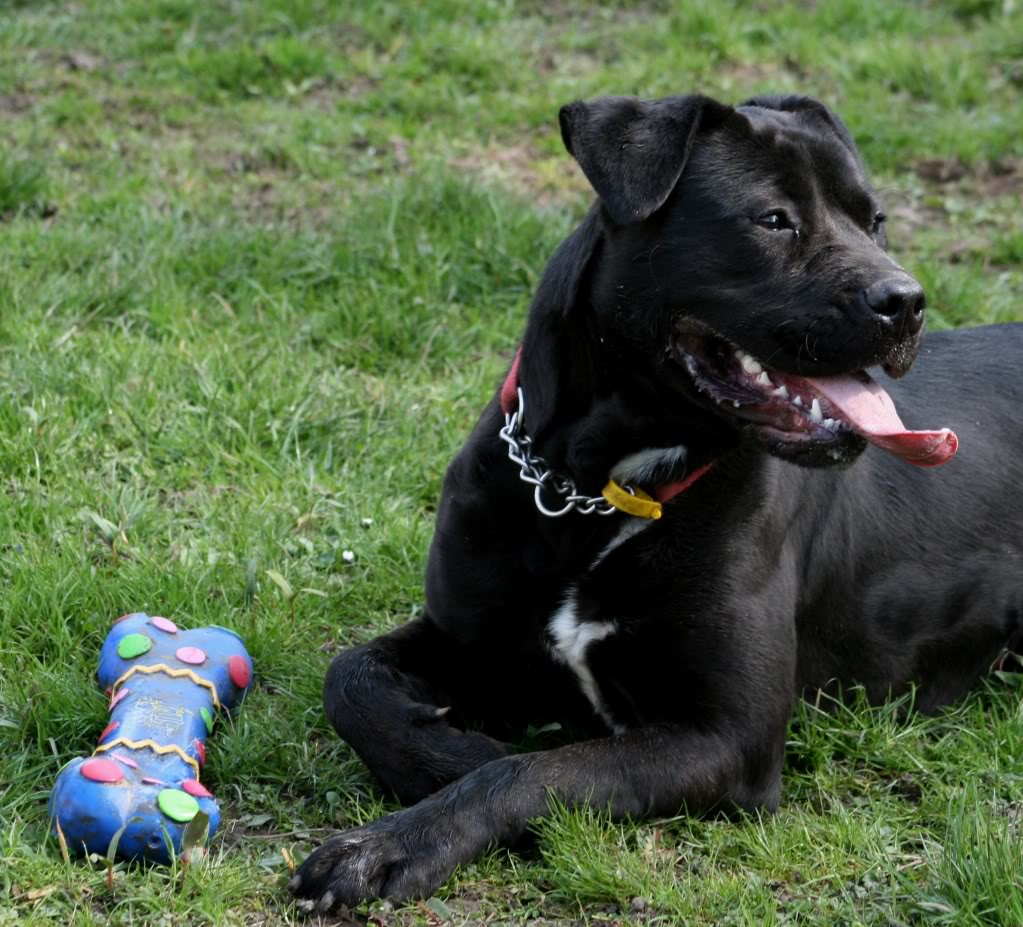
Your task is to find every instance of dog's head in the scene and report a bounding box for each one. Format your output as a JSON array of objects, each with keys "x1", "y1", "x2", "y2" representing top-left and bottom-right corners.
[{"x1": 536, "y1": 93, "x2": 955, "y2": 471}]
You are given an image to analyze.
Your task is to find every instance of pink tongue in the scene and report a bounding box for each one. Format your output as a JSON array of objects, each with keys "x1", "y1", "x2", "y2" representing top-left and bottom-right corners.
[{"x1": 806, "y1": 375, "x2": 958, "y2": 467}]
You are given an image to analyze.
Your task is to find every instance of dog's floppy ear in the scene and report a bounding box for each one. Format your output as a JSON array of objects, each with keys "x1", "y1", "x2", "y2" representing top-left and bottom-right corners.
[{"x1": 559, "y1": 94, "x2": 732, "y2": 225}]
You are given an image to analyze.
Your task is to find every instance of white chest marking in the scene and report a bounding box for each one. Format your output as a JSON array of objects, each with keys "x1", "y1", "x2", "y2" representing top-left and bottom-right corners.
[
  {"x1": 610, "y1": 444, "x2": 688, "y2": 486},
  {"x1": 590, "y1": 515, "x2": 652, "y2": 570},
  {"x1": 548, "y1": 585, "x2": 625, "y2": 734}
]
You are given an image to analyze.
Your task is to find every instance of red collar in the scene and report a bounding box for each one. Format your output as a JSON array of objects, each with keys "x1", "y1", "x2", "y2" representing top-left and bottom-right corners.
[
  {"x1": 500, "y1": 346, "x2": 713, "y2": 506},
  {"x1": 652, "y1": 461, "x2": 715, "y2": 504},
  {"x1": 499, "y1": 348, "x2": 523, "y2": 417}
]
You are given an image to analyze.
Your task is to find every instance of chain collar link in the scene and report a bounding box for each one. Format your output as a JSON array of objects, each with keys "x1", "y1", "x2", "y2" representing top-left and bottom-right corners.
[{"x1": 498, "y1": 387, "x2": 622, "y2": 518}]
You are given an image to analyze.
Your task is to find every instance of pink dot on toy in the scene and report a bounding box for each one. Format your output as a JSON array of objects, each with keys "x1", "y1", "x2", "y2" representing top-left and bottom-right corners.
[
  {"x1": 142, "y1": 777, "x2": 166, "y2": 786},
  {"x1": 175, "y1": 646, "x2": 206, "y2": 665},
  {"x1": 228, "y1": 655, "x2": 251, "y2": 688},
  {"x1": 98, "y1": 721, "x2": 119, "y2": 743},
  {"x1": 81, "y1": 759, "x2": 124, "y2": 783},
  {"x1": 181, "y1": 779, "x2": 213, "y2": 798},
  {"x1": 113, "y1": 753, "x2": 138, "y2": 769},
  {"x1": 109, "y1": 688, "x2": 130, "y2": 710},
  {"x1": 150, "y1": 616, "x2": 178, "y2": 634}
]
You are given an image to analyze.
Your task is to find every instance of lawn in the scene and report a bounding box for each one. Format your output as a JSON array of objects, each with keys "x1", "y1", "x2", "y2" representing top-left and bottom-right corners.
[{"x1": 1, "y1": 0, "x2": 1022, "y2": 924}]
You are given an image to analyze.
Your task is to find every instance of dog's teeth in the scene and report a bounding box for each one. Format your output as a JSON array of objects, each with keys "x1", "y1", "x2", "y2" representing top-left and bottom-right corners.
[
  {"x1": 732, "y1": 400, "x2": 740, "y2": 408},
  {"x1": 736, "y1": 351, "x2": 763, "y2": 375},
  {"x1": 757, "y1": 371, "x2": 772, "y2": 387},
  {"x1": 772, "y1": 384, "x2": 790, "y2": 399},
  {"x1": 793, "y1": 395, "x2": 803, "y2": 407},
  {"x1": 823, "y1": 417, "x2": 836, "y2": 431},
  {"x1": 811, "y1": 398, "x2": 823, "y2": 423}
]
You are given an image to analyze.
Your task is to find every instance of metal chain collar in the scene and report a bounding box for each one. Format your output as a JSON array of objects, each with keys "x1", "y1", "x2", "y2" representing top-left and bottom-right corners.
[{"x1": 498, "y1": 386, "x2": 620, "y2": 518}]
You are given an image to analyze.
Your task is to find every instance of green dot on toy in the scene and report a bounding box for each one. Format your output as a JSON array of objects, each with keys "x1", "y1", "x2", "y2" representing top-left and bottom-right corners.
[
  {"x1": 117, "y1": 633, "x2": 152, "y2": 659},
  {"x1": 200, "y1": 706, "x2": 213, "y2": 734},
  {"x1": 157, "y1": 788, "x2": 199, "y2": 823}
]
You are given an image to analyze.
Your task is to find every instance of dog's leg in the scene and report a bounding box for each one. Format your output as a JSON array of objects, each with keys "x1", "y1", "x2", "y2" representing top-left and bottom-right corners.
[
  {"x1": 323, "y1": 617, "x2": 508, "y2": 805},
  {"x1": 290, "y1": 724, "x2": 784, "y2": 913}
]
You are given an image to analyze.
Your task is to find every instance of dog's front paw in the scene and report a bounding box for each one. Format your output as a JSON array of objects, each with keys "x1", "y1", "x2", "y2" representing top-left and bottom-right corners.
[{"x1": 287, "y1": 813, "x2": 459, "y2": 914}]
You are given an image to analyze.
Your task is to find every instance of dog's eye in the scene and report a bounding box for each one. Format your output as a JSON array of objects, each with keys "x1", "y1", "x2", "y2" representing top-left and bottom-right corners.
[
  {"x1": 872, "y1": 211, "x2": 887, "y2": 233},
  {"x1": 756, "y1": 210, "x2": 795, "y2": 232}
]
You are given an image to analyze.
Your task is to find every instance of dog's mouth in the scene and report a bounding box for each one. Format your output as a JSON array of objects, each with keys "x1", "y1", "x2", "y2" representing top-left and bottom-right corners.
[{"x1": 674, "y1": 334, "x2": 958, "y2": 468}]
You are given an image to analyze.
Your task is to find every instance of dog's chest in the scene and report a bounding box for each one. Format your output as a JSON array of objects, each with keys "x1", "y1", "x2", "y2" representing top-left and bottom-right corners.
[{"x1": 545, "y1": 517, "x2": 655, "y2": 734}]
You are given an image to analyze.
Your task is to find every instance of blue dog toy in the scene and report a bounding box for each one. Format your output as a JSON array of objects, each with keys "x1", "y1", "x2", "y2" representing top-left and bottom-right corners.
[{"x1": 49, "y1": 612, "x2": 254, "y2": 863}]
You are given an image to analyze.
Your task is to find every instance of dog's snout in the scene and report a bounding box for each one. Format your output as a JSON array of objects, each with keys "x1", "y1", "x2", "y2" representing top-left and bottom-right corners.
[{"x1": 862, "y1": 277, "x2": 926, "y2": 335}]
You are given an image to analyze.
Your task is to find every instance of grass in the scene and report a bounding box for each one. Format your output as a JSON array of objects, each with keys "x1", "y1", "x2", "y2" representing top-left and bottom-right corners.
[{"x1": 0, "y1": 0, "x2": 1021, "y2": 924}]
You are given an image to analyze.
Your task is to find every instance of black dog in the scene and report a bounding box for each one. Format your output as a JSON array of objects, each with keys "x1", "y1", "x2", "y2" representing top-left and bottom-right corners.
[{"x1": 290, "y1": 92, "x2": 1023, "y2": 913}]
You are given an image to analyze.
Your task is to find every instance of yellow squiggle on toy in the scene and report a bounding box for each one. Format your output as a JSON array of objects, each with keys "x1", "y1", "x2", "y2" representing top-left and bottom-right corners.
[
  {"x1": 110, "y1": 663, "x2": 222, "y2": 711},
  {"x1": 95, "y1": 737, "x2": 201, "y2": 777}
]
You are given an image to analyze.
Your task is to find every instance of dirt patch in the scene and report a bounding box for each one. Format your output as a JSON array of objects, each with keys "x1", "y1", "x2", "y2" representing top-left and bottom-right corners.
[
  {"x1": 885, "y1": 192, "x2": 994, "y2": 264},
  {"x1": 450, "y1": 141, "x2": 591, "y2": 209},
  {"x1": 880, "y1": 156, "x2": 1022, "y2": 262},
  {"x1": 342, "y1": 74, "x2": 377, "y2": 100},
  {"x1": 912, "y1": 156, "x2": 1023, "y2": 199},
  {"x1": 518, "y1": 0, "x2": 656, "y2": 29},
  {"x1": 207, "y1": 141, "x2": 342, "y2": 226},
  {"x1": 753, "y1": 0, "x2": 817, "y2": 9},
  {"x1": 158, "y1": 484, "x2": 241, "y2": 511},
  {"x1": 290, "y1": 75, "x2": 377, "y2": 113},
  {"x1": 913, "y1": 157, "x2": 973, "y2": 184},
  {"x1": 0, "y1": 92, "x2": 33, "y2": 113},
  {"x1": 60, "y1": 49, "x2": 103, "y2": 72},
  {"x1": 222, "y1": 149, "x2": 297, "y2": 177},
  {"x1": 366, "y1": 897, "x2": 596, "y2": 926},
  {"x1": 715, "y1": 60, "x2": 807, "y2": 90},
  {"x1": 887, "y1": 200, "x2": 946, "y2": 236},
  {"x1": 533, "y1": 46, "x2": 601, "y2": 77},
  {"x1": 227, "y1": 175, "x2": 340, "y2": 228}
]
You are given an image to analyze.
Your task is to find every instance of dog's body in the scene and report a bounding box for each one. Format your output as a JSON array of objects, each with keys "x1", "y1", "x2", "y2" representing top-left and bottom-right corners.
[{"x1": 291, "y1": 93, "x2": 1023, "y2": 913}]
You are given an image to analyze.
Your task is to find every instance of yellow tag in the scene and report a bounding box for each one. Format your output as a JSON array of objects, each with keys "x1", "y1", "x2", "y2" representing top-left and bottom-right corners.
[{"x1": 601, "y1": 480, "x2": 662, "y2": 520}]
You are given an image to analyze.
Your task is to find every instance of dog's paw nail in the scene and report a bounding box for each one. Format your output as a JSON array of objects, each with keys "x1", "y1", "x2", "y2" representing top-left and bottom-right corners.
[
  {"x1": 287, "y1": 874, "x2": 302, "y2": 894},
  {"x1": 435, "y1": 705, "x2": 451, "y2": 717},
  {"x1": 296, "y1": 898, "x2": 316, "y2": 913},
  {"x1": 317, "y1": 890, "x2": 336, "y2": 913}
]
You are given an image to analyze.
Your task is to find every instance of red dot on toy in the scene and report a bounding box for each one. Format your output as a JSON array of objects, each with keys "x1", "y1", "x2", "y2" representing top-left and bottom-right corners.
[
  {"x1": 228, "y1": 655, "x2": 251, "y2": 688},
  {"x1": 150, "y1": 616, "x2": 178, "y2": 634},
  {"x1": 194, "y1": 740, "x2": 206, "y2": 766},
  {"x1": 175, "y1": 646, "x2": 206, "y2": 665},
  {"x1": 81, "y1": 758, "x2": 124, "y2": 783},
  {"x1": 181, "y1": 778, "x2": 213, "y2": 798},
  {"x1": 98, "y1": 721, "x2": 119, "y2": 743}
]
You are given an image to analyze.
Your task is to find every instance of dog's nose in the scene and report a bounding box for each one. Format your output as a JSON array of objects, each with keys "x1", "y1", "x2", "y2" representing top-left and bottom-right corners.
[{"x1": 862, "y1": 277, "x2": 926, "y2": 336}]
